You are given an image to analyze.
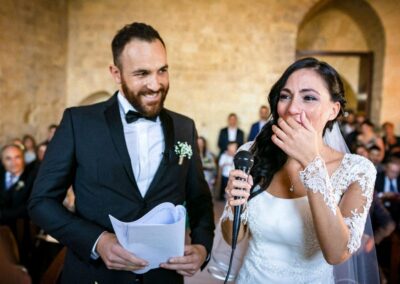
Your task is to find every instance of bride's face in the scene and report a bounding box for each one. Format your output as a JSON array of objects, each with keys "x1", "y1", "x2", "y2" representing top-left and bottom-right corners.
[{"x1": 277, "y1": 68, "x2": 340, "y2": 136}]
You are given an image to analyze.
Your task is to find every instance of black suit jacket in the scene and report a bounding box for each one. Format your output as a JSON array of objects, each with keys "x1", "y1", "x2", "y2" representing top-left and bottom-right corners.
[
  {"x1": 0, "y1": 167, "x2": 35, "y2": 226},
  {"x1": 28, "y1": 94, "x2": 215, "y2": 284},
  {"x1": 375, "y1": 171, "x2": 400, "y2": 194},
  {"x1": 217, "y1": 127, "x2": 244, "y2": 156}
]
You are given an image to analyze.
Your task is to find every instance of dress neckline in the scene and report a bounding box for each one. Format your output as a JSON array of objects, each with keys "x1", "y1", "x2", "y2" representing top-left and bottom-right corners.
[{"x1": 263, "y1": 153, "x2": 349, "y2": 200}]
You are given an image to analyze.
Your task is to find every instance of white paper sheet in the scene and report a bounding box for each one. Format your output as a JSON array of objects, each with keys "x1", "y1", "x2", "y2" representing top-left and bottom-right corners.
[{"x1": 109, "y1": 202, "x2": 186, "y2": 274}]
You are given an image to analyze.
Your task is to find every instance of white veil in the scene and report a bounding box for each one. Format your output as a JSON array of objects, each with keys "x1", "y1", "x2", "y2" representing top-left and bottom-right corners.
[
  {"x1": 325, "y1": 122, "x2": 380, "y2": 284},
  {"x1": 208, "y1": 122, "x2": 380, "y2": 283}
]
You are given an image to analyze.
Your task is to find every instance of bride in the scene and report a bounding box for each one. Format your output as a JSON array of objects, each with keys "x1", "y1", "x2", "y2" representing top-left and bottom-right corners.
[{"x1": 220, "y1": 57, "x2": 378, "y2": 283}]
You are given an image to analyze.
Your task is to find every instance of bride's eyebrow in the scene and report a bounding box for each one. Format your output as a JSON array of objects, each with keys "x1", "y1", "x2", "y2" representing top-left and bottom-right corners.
[
  {"x1": 280, "y1": 88, "x2": 292, "y2": 94},
  {"x1": 299, "y1": 88, "x2": 321, "y2": 96}
]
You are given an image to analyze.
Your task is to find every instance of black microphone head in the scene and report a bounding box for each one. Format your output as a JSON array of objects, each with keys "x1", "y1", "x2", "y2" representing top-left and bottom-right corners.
[{"x1": 233, "y1": 150, "x2": 254, "y2": 173}]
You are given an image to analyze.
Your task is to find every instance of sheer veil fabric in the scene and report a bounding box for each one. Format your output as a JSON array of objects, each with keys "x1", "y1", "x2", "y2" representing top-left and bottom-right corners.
[
  {"x1": 208, "y1": 122, "x2": 380, "y2": 283},
  {"x1": 326, "y1": 123, "x2": 380, "y2": 284}
]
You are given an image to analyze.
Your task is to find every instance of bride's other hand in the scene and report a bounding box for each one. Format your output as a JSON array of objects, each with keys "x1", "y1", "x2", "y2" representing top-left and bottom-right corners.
[
  {"x1": 271, "y1": 111, "x2": 320, "y2": 167},
  {"x1": 225, "y1": 170, "x2": 253, "y2": 206}
]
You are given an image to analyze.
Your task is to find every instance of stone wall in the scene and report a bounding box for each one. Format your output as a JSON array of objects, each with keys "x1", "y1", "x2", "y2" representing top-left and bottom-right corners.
[
  {"x1": 1, "y1": 0, "x2": 399, "y2": 152},
  {"x1": 0, "y1": 0, "x2": 67, "y2": 145}
]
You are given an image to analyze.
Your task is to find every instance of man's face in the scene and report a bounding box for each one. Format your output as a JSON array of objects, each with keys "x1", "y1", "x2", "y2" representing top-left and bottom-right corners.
[
  {"x1": 1, "y1": 146, "x2": 24, "y2": 175},
  {"x1": 385, "y1": 162, "x2": 400, "y2": 180},
  {"x1": 228, "y1": 115, "x2": 237, "y2": 128},
  {"x1": 111, "y1": 39, "x2": 169, "y2": 118},
  {"x1": 259, "y1": 107, "x2": 269, "y2": 120}
]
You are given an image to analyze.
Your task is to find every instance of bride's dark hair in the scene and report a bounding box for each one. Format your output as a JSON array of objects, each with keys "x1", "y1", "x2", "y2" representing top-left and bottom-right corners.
[{"x1": 249, "y1": 57, "x2": 346, "y2": 199}]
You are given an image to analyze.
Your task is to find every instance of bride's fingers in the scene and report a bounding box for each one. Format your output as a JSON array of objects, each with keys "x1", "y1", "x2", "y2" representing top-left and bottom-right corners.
[
  {"x1": 300, "y1": 111, "x2": 313, "y2": 131},
  {"x1": 272, "y1": 124, "x2": 288, "y2": 141}
]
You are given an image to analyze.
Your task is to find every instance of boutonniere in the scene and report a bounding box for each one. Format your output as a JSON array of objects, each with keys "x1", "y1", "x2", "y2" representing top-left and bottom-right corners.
[
  {"x1": 15, "y1": 180, "x2": 25, "y2": 191},
  {"x1": 175, "y1": 141, "x2": 193, "y2": 165}
]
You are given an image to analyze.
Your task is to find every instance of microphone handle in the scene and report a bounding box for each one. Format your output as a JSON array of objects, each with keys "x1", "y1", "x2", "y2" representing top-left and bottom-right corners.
[{"x1": 231, "y1": 175, "x2": 247, "y2": 250}]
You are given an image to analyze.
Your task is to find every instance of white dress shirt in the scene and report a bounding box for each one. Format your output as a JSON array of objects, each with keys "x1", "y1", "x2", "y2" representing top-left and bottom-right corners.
[
  {"x1": 117, "y1": 92, "x2": 164, "y2": 197},
  {"x1": 384, "y1": 176, "x2": 398, "y2": 193},
  {"x1": 228, "y1": 127, "x2": 237, "y2": 142},
  {"x1": 5, "y1": 172, "x2": 20, "y2": 190},
  {"x1": 91, "y1": 92, "x2": 165, "y2": 258}
]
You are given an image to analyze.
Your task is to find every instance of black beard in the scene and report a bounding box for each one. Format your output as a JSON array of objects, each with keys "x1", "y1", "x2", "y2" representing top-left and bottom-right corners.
[{"x1": 121, "y1": 79, "x2": 168, "y2": 118}]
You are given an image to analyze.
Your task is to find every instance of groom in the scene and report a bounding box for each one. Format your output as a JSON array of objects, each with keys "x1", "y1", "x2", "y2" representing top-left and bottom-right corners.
[{"x1": 29, "y1": 22, "x2": 215, "y2": 284}]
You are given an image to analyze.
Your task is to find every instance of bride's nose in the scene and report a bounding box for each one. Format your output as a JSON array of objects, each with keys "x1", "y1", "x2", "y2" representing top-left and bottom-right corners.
[{"x1": 287, "y1": 97, "x2": 302, "y2": 115}]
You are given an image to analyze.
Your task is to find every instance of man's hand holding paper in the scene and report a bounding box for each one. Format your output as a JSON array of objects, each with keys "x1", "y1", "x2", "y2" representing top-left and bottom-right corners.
[{"x1": 108, "y1": 202, "x2": 188, "y2": 274}]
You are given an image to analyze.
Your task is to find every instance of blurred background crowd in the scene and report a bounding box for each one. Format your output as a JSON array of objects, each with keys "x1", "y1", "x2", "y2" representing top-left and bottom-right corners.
[{"x1": 1, "y1": 106, "x2": 400, "y2": 283}]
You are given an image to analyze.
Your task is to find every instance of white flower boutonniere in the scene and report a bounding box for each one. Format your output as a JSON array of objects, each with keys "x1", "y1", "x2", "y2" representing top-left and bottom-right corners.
[
  {"x1": 175, "y1": 141, "x2": 193, "y2": 165},
  {"x1": 15, "y1": 180, "x2": 25, "y2": 191}
]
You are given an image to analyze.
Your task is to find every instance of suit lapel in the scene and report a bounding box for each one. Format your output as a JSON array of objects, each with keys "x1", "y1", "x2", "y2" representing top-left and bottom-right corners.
[
  {"x1": 104, "y1": 93, "x2": 141, "y2": 198},
  {"x1": 145, "y1": 109, "x2": 175, "y2": 198}
]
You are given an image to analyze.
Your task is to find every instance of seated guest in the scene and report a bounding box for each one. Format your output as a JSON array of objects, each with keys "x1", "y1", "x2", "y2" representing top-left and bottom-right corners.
[
  {"x1": 0, "y1": 144, "x2": 36, "y2": 264},
  {"x1": 197, "y1": 137, "x2": 217, "y2": 194},
  {"x1": 217, "y1": 113, "x2": 244, "y2": 157},
  {"x1": 356, "y1": 120, "x2": 385, "y2": 161},
  {"x1": 217, "y1": 142, "x2": 237, "y2": 201},
  {"x1": 375, "y1": 158, "x2": 400, "y2": 225},
  {"x1": 382, "y1": 121, "x2": 400, "y2": 161},
  {"x1": 22, "y1": 135, "x2": 37, "y2": 165},
  {"x1": 42, "y1": 124, "x2": 58, "y2": 145},
  {"x1": 247, "y1": 105, "x2": 269, "y2": 141},
  {"x1": 368, "y1": 145, "x2": 385, "y2": 173},
  {"x1": 355, "y1": 144, "x2": 368, "y2": 158}
]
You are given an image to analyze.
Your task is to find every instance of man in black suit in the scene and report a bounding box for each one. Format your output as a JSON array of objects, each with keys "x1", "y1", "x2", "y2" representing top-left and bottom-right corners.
[
  {"x1": 1, "y1": 144, "x2": 35, "y2": 263},
  {"x1": 247, "y1": 105, "x2": 269, "y2": 142},
  {"x1": 29, "y1": 22, "x2": 214, "y2": 284},
  {"x1": 375, "y1": 158, "x2": 400, "y2": 224},
  {"x1": 217, "y1": 113, "x2": 244, "y2": 157}
]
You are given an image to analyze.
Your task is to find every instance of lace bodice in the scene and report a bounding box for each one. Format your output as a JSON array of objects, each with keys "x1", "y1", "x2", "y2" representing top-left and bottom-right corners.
[{"x1": 235, "y1": 153, "x2": 376, "y2": 284}]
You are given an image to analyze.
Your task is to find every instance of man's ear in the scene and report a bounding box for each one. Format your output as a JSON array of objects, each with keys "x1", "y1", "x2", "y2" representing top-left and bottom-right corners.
[
  {"x1": 328, "y1": 102, "x2": 341, "y2": 121},
  {"x1": 109, "y1": 64, "x2": 122, "y2": 84}
]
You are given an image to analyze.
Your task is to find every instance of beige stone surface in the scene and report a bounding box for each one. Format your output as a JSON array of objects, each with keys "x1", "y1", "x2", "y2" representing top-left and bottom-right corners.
[
  {"x1": 1, "y1": 0, "x2": 400, "y2": 149},
  {"x1": 0, "y1": 0, "x2": 67, "y2": 145}
]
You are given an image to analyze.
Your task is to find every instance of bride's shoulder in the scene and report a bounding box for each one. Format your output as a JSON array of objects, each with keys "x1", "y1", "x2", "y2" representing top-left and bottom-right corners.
[{"x1": 343, "y1": 153, "x2": 376, "y2": 177}]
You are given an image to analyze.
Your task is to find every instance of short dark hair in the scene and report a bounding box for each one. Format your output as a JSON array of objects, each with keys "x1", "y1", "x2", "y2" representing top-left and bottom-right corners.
[
  {"x1": 1, "y1": 144, "x2": 24, "y2": 158},
  {"x1": 111, "y1": 22, "x2": 165, "y2": 69}
]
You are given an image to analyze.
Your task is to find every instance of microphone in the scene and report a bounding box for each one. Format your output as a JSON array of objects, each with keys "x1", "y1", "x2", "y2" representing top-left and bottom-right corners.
[
  {"x1": 231, "y1": 150, "x2": 254, "y2": 250},
  {"x1": 223, "y1": 150, "x2": 254, "y2": 284}
]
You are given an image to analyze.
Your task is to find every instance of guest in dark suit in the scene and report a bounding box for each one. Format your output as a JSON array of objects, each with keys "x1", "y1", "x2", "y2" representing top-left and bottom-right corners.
[
  {"x1": 28, "y1": 22, "x2": 214, "y2": 284},
  {"x1": 0, "y1": 144, "x2": 35, "y2": 264},
  {"x1": 247, "y1": 105, "x2": 269, "y2": 141},
  {"x1": 217, "y1": 113, "x2": 244, "y2": 157},
  {"x1": 375, "y1": 157, "x2": 400, "y2": 224}
]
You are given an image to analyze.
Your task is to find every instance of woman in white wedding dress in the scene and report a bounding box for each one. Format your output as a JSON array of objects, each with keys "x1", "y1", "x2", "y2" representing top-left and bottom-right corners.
[{"x1": 220, "y1": 58, "x2": 378, "y2": 283}]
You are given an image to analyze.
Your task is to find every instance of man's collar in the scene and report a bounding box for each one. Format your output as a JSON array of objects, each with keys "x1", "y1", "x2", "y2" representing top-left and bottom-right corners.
[{"x1": 117, "y1": 91, "x2": 137, "y2": 114}]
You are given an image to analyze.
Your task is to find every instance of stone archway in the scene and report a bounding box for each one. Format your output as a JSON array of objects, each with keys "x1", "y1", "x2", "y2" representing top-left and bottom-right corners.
[
  {"x1": 296, "y1": 0, "x2": 385, "y2": 122},
  {"x1": 79, "y1": 91, "x2": 112, "y2": 106}
]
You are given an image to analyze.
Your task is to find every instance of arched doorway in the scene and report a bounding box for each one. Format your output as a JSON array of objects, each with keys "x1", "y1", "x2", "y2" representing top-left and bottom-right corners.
[
  {"x1": 79, "y1": 91, "x2": 111, "y2": 106},
  {"x1": 296, "y1": 0, "x2": 385, "y2": 122}
]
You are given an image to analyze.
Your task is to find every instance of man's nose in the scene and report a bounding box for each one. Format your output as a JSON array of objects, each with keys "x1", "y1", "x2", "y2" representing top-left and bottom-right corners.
[{"x1": 146, "y1": 74, "x2": 161, "y2": 92}]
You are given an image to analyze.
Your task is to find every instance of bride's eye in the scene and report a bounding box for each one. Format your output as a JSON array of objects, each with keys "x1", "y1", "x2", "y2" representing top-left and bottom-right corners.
[
  {"x1": 303, "y1": 95, "x2": 317, "y2": 102},
  {"x1": 279, "y1": 93, "x2": 290, "y2": 101}
]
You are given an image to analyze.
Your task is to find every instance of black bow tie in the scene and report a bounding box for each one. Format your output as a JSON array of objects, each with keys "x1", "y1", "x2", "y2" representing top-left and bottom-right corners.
[{"x1": 125, "y1": 110, "x2": 157, "y2": 124}]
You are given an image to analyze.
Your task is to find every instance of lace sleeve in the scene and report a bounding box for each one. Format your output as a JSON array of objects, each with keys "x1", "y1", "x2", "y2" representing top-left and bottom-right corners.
[
  {"x1": 299, "y1": 155, "x2": 376, "y2": 254},
  {"x1": 342, "y1": 157, "x2": 376, "y2": 253},
  {"x1": 220, "y1": 202, "x2": 249, "y2": 225},
  {"x1": 299, "y1": 156, "x2": 337, "y2": 215}
]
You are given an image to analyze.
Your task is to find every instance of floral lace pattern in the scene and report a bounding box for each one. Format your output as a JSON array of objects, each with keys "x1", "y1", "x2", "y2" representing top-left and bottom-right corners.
[
  {"x1": 299, "y1": 156, "x2": 337, "y2": 215},
  {"x1": 236, "y1": 154, "x2": 376, "y2": 283},
  {"x1": 299, "y1": 154, "x2": 376, "y2": 253},
  {"x1": 220, "y1": 201, "x2": 249, "y2": 225}
]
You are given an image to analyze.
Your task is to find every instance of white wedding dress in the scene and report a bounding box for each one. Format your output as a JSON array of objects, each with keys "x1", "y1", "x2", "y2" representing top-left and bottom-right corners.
[{"x1": 235, "y1": 153, "x2": 376, "y2": 284}]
